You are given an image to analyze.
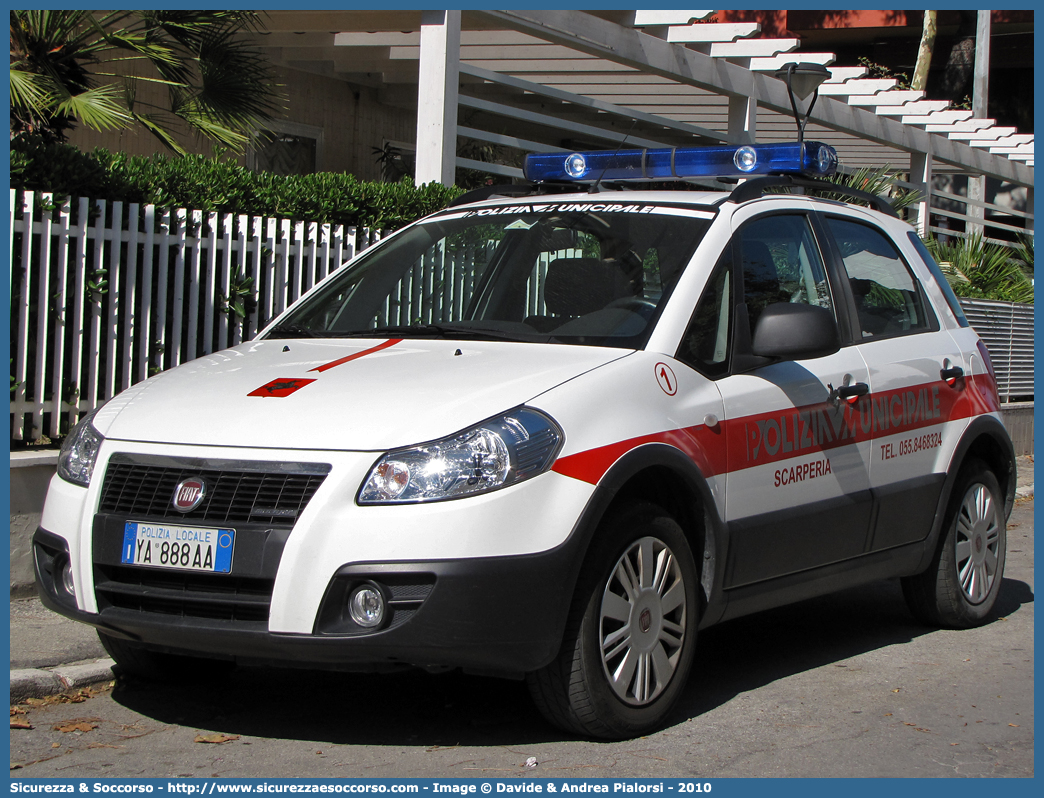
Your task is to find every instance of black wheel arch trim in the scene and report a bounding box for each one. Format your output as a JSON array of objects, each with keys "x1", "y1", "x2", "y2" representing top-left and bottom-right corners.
[
  {"x1": 912, "y1": 414, "x2": 1016, "y2": 576},
  {"x1": 560, "y1": 442, "x2": 730, "y2": 631}
]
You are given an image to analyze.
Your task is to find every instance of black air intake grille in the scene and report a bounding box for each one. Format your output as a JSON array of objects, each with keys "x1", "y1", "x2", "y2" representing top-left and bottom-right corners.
[{"x1": 94, "y1": 564, "x2": 273, "y2": 623}]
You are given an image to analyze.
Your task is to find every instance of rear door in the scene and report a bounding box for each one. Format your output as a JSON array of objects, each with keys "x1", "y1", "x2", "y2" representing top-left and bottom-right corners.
[{"x1": 818, "y1": 213, "x2": 966, "y2": 551}]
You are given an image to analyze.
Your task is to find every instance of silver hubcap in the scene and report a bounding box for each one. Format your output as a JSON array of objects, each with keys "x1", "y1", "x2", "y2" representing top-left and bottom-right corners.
[
  {"x1": 599, "y1": 536, "x2": 687, "y2": 706},
  {"x1": 954, "y1": 483, "x2": 1001, "y2": 605}
]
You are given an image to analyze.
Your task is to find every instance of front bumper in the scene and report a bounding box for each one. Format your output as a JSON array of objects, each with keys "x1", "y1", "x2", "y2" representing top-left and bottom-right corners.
[
  {"x1": 37, "y1": 440, "x2": 596, "y2": 676},
  {"x1": 35, "y1": 525, "x2": 583, "y2": 676}
]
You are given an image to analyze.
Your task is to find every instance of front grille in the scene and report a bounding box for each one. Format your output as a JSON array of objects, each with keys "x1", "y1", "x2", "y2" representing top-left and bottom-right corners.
[
  {"x1": 95, "y1": 455, "x2": 329, "y2": 625},
  {"x1": 98, "y1": 457, "x2": 330, "y2": 527},
  {"x1": 95, "y1": 564, "x2": 273, "y2": 623}
]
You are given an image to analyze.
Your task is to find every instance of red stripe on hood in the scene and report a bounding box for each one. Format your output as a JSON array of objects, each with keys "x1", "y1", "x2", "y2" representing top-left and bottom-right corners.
[{"x1": 310, "y1": 338, "x2": 403, "y2": 373}]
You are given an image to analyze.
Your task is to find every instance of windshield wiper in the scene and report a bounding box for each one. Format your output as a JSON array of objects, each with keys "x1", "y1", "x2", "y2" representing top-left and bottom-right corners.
[
  {"x1": 327, "y1": 324, "x2": 551, "y2": 343},
  {"x1": 267, "y1": 324, "x2": 323, "y2": 339}
]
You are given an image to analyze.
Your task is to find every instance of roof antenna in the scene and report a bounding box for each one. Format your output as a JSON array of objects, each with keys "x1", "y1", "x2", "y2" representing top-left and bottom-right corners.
[{"x1": 591, "y1": 118, "x2": 639, "y2": 194}]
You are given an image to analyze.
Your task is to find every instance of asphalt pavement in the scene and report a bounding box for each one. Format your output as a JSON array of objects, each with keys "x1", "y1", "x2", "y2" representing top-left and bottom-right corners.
[{"x1": 10, "y1": 456, "x2": 1034, "y2": 704}]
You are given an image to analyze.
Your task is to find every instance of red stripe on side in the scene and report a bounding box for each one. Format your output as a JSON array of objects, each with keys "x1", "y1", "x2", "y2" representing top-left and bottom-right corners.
[
  {"x1": 552, "y1": 424, "x2": 727, "y2": 485},
  {"x1": 956, "y1": 372, "x2": 1002, "y2": 417},
  {"x1": 310, "y1": 338, "x2": 403, "y2": 373},
  {"x1": 552, "y1": 372, "x2": 1002, "y2": 487}
]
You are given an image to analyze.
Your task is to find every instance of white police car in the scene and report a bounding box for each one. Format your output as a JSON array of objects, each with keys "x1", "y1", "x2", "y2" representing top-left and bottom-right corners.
[{"x1": 37, "y1": 141, "x2": 1015, "y2": 739}]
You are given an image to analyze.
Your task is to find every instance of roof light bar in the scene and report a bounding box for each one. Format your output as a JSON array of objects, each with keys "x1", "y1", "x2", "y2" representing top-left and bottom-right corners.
[{"x1": 523, "y1": 141, "x2": 838, "y2": 183}]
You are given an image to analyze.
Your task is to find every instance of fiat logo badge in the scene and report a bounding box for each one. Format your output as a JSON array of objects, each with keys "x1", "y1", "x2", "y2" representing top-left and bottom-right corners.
[
  {"x1": 639, "y1": 609, "x2": 652, "y2": 634},
  {"x1": 172, "y1": 478, "x2": 206, "y2": 512}
]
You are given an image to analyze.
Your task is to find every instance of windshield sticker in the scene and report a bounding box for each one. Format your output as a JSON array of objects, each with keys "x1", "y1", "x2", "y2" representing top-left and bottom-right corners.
[
  {"x1": 504, "y1": 219, "x2": 538, "y2": 230},
  {"x1": 464, "y1": 203, "x2": 656, "y2": 217},
  {"x1": 458, "y1": 202, "x2": 714, "y2": 219}
]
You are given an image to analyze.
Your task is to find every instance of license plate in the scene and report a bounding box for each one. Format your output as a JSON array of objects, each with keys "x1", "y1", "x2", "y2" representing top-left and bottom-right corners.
[{"x1": 121, "y1": 522, "x2": 234, "y2": 573}]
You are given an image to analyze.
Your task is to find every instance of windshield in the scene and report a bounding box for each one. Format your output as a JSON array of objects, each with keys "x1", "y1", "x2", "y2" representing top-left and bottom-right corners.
[{"x1": 268, "y1": 202, "x2": 711, "y2": 349}]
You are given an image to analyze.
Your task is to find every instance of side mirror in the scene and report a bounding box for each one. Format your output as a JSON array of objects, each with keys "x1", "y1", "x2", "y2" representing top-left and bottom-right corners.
[{"x1": 751, "y1": 303, "x2": 840, "y2": 361}]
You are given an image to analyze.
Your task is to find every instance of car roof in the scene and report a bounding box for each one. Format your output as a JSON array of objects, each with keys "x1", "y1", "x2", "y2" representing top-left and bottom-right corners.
[{"x1": 440, "y1": 185, "x2": 904, "y2": 227}]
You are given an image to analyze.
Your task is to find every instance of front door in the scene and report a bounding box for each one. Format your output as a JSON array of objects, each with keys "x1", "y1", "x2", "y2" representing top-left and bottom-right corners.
[{"x1": 715, "y1": 212, "x2": 874, "y2": 587}]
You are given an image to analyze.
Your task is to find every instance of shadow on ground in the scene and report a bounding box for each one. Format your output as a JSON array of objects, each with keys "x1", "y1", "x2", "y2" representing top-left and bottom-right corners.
[
  {"x1": 109, "y1": 574, "x2": 1032, "y2": 747},
  {"x1": 673, "y1": 575, "x2": 1032, "y2": 723}
]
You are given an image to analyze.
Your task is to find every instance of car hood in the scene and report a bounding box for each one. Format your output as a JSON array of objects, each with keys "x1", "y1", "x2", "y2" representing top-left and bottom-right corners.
[{"x1": 95, "y1": 338, "x2": 629, "y2": 450}]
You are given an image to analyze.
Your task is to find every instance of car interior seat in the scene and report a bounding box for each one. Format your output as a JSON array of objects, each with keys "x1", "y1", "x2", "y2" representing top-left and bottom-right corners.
[{"x1": 525, "y1": 257, "x2": 636, "y2": 332}]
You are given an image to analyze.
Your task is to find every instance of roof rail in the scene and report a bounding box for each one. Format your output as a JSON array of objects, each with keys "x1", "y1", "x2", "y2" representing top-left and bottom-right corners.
[
  {"x1": 446, "y1": 183, "x2": 535, "y2": 208},
  {"x1": 727, "y1": 175, "x2": 899, "y2": 218},
  {"x1": 446, "y1": 181, "x2": 590, "y2": 208}
]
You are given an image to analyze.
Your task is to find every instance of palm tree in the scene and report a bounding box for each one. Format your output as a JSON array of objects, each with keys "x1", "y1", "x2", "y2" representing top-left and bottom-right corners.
[
  {"x1": 10, "y1": 10, "x2": 282, "y2": 154},
  {"x1": 927, "y1": 233, "x2": 1034, "y2": 304},
  {"x1": 829, "y1": 165, "x2": 922, "y2": 216}
]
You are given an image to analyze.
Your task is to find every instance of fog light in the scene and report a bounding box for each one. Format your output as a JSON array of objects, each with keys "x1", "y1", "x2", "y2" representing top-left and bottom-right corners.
[
  {"x1": 60, "y1": 559, "x2": 76, "y2": 600},
  {"x1": 348, "y1": 584, "x2": 385, "y2": 628}
]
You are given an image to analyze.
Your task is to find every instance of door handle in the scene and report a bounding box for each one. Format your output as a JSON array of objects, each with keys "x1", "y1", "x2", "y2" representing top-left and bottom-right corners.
[
  {"x1": 940, "y1": 365, "x2": 964, "y2": 385},
  {"x1": 832, "y1": 382, "x2": 869, "y2": 403}
]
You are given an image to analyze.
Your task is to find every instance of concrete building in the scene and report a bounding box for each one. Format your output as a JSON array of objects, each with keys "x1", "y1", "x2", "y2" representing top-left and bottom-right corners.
[{"x1": 62, "y1": 9, "x2": 1036, "y2": 240}]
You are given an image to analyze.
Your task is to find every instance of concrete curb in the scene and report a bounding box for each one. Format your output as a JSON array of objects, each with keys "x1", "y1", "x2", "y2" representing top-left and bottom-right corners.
[{"x1": 10, "y1": 658, "x2": 115, "y2": 703}]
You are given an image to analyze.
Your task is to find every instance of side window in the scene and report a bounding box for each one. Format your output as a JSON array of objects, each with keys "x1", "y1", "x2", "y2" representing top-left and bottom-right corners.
[
  {"x1": 826, "y1": 217, "x2": 931, "y2": 339},
  {"x1": 678, "y1": 249, "x2": 732, "y2": 377},
  {"x1": 907, "y1": 232, "x2": 970, "y2": 328},
  {"x1": 738, "y1": 215, "x2": 833, "y2": 340}
]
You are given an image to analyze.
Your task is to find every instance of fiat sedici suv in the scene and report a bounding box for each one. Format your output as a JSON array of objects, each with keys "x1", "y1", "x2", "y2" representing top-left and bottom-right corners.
[{"x1": 37, "y1": 141, "x2": 1015, "y2": 739}]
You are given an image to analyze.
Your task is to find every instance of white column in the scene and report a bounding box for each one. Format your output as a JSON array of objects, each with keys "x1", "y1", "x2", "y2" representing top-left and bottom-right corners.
[
  {"x1": 414, "y1": 10, "x2": 461, "y2": 187},
  {"x1": 967, "y1": 10, "x2": 991, "y2": 236},
  {"x1": 727, "y1": 95, "x2": 756, "y2": 145},
  {"x1": 911, "y1": 151, "x2": 933, "y2": 239}
]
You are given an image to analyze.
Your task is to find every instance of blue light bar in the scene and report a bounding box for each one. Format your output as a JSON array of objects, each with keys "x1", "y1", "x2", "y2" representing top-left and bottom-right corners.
[{"x1": 523, "y1": 141, "x2": 838, "y2": 183}]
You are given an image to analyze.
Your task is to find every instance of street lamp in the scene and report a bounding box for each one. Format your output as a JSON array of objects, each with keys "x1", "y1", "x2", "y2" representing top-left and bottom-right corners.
[{"x1": 775, "y1": 62, "x2": 831, "y2": 144}]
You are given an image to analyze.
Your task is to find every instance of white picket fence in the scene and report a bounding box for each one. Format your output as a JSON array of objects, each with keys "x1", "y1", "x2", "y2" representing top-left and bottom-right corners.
[
  {"x1": 9, "y1": 190, "x2": 383, "y2": 441},
  {"x1": 10, "y1": 189, "x2": 1033, "y2": 444}
]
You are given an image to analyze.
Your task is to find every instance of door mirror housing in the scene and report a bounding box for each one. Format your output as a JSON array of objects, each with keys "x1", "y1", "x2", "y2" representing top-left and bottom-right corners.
[{"x1": 751, "y1": 302, "x2": 839, "y2": 361}]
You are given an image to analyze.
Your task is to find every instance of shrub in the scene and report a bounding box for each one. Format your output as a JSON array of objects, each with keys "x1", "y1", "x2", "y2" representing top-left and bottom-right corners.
[
  {"x1": 10, "y1": 133, "x2": 135, "y2": 201},
  {"x1": 10, "y1": 134, "x2": 462, "y2": 230}
]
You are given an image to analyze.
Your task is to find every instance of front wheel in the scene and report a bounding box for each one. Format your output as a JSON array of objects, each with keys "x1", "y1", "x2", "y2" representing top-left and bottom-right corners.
[
  {"x1": 901, "y1": 459, "x2": 1007, "y2": 628},
  {"x1": 527, "y1": 502, "x2": 699, "y2": 739}
]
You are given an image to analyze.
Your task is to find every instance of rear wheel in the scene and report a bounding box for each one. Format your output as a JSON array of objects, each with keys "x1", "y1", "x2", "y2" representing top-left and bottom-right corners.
[
  {"x1": 527, "y1": 502, "x2": 699, "y2": 739},
  {"x1": 902, "y1": 459, "x2": 1006, "y2": 628},
  {"x1": 98, "y1": 632, "x2": 235, "y2": 681}
]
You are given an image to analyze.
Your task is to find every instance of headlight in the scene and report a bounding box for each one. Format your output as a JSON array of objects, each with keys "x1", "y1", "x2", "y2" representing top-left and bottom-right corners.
[
  {"x1": 57, "y1": 409, "x2": 104, "y2": 487},
  {"x1": 358, "y1": 408, "x2": 563, "y2": 504}
]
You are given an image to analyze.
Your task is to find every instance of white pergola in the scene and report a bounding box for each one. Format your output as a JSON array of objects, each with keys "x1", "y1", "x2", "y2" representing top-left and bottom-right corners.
[{"x1": 255, "y1": 9, "x2": 1034, "y2": 240}]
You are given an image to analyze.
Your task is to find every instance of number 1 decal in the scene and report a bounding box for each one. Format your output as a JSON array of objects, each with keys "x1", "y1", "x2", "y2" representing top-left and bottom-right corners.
[{"x1": 655, "y1": 362, "x2": 677, "y2": 396}]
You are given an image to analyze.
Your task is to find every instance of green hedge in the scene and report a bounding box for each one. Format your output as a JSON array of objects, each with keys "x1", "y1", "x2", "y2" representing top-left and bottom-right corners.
[{"x1": 10, "y1": 134, "x2": 462, "y2": 231}]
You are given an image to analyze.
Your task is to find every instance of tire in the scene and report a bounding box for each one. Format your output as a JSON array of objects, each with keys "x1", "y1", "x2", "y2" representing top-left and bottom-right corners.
[
  {"x1": 98, "y1": 631, "x2": 235, "y2": 681},
  {"x1": 901, "y1": 459, "x2": 1007, "y2": 628},
  {"x1": 527, "y1": 502, "x2": 699, "y2": 739}
]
